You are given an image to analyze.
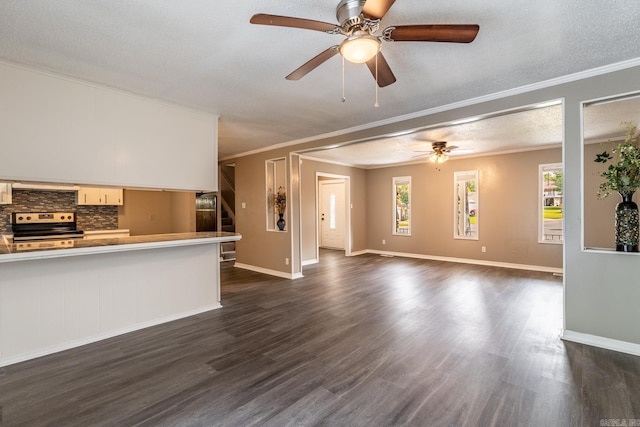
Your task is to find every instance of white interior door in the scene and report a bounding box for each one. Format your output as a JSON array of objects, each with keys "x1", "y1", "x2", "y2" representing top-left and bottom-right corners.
[{"x1": 319, "y1": 180, "x2": 345, "y2": 249}]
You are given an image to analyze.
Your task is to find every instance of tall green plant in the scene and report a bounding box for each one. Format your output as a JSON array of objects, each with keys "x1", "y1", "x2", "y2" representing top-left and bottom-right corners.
[{"x1": 594, "y1": 122, "x2": 640, "y2": 199}]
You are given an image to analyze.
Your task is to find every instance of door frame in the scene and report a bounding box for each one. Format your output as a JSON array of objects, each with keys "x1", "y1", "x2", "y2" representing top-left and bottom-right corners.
[{"x1": 316, "y1": 172, "x2": 351, "y2": 260}]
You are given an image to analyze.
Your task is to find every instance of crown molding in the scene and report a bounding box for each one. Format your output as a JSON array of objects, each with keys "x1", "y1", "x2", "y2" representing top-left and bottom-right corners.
[{"x1": 221, "y1": 57, "x2": 640, "y2": 161}]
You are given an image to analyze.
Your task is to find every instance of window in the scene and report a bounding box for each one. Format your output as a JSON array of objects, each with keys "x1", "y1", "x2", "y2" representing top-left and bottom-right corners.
[
  {"x1": 329, "y1": 193, "x2": 336, "y2": 229},
  {"x1": 266, "y1": 158, "x2": 286, "y2": 231},
  {"x1": 393, "y1": 176, "x2": 411, "y2": 235},
  {"x1": 454, "y1": 171, "x2": 479, "y2": 240},
  {"x1": 539, "y1": 163, "x2": 563, "y2": 243}
]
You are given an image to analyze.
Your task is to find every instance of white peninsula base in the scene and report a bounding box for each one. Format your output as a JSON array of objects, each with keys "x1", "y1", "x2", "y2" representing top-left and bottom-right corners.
[{"x1": 0, "y1": 234, "x2": 237, "y2": 367}]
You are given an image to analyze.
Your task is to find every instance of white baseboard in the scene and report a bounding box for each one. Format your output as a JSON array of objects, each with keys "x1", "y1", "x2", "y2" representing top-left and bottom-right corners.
[
  {"x1": 348, "y1": 250, "x2": 369, "y2": 257},
  {"x1": 561, "y1": 330, "x2": 640, "y2": 356},
  {"x1": 0, "y1": 303, "x2": 222, "y2": 368},
  {"x1": 359, "y1": 249, "x2": 563, "y2": 274},
  {"x1": 234, "y1": 262, "x2": 303, "y2": 280},
  {"x1": 302, "y1": 259, "x2": 318, "y2": 266}
]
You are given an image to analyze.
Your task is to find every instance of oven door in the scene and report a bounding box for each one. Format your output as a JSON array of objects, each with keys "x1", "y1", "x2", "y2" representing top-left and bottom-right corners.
[{"x1": 11, "y1": 222, "x2": 84, "y2": 241}]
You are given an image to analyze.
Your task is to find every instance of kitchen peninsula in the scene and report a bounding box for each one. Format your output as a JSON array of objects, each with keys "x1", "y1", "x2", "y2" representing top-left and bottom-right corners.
[
  {"x1": 0, "y1": 231, "x2": 241, "y2": 367},
  {"x1": 0, "y1": 61, "x2": 228, "y2": 368}
]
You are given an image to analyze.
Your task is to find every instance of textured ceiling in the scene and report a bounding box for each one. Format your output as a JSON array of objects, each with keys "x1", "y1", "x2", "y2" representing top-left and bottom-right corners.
[
  {"x1": 302, "y1": 104, "x2": 564, "y2": 167},
  {"x1": 1, "y1": 1, "x2": 640, "y2": 161},
  {"x1": 302, "y1": 97, "x2": 640, "y2": 168}
]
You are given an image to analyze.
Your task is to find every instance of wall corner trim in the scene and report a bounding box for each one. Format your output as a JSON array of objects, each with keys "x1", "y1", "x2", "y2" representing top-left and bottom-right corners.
[
  {"x1": 561, "y1": 330, "x2": 640, "y2": 357},
  {"x1": 234, "y1": 262, "x2": 303, "y2": 280}
]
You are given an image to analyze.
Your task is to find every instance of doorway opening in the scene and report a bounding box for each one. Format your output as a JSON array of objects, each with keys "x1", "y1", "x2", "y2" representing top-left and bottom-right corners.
[{"x1": 316, "y1": 173, "x2": 351, "y2": 260}]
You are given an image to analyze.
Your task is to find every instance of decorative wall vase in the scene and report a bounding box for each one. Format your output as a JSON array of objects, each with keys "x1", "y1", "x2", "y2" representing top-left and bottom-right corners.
[
  {"x1": 615, "y1": 192, "x2": 639, "y2": 252},
  {"x1": 277, "y1": 213, "x2": 286, "y2": 231}
]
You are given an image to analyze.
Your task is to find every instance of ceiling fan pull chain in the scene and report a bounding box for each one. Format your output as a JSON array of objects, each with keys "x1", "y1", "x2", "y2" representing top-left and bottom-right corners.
[
  {"x1": 374, "y1": 53, "x2": 379, "y2": 108},
  {"x1": 342, "y1": 55, "x2": 346, "y2": 102}
]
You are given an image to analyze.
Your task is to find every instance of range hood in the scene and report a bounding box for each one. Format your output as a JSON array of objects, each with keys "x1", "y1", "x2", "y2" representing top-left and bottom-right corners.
[{"x1": 11, "y1": 183, "x2": 80, "y2": 192}]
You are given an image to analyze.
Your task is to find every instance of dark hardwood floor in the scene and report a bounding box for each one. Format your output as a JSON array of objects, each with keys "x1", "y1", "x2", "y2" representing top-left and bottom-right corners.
[{"x1": 1, "y1": 250, "x2": 639, "y2": 426}]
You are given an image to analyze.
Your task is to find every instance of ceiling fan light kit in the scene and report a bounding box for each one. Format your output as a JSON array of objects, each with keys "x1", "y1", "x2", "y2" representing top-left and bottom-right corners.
[
  {"x1": 250, "y1": 0, "x2": 479, "y2": 89},
  {"x1": 430, "y1": 152, "x2": 449, "y2": 164},
  {"x1": 339, "y1": 32, "x2": 380, "y2": 63},
  {"x1": 415, "y1": 141, "x2": 458, "y2": 166}
]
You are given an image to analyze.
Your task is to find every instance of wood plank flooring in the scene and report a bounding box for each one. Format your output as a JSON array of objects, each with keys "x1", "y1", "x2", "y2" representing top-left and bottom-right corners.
[{"x1": 1, "y1": 249, "x2": 639, "y2": 426}]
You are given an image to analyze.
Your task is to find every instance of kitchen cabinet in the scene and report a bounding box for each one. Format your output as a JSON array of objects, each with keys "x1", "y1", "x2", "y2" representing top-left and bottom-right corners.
[
  {"x1": 77, "y1": 187, "x2": 123, "y2": 206},
  {"x1": 0, "y1": 183, "x2": 12, "y2": 204},
  {"x1": 77, "y1": 187, "x2": 100, "y2": 205}
]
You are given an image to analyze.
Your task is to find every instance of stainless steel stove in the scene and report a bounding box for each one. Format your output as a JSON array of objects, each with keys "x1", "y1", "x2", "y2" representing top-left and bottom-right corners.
[{"x1": 11, "y1": 212, "x2": 84, "y2": 241}]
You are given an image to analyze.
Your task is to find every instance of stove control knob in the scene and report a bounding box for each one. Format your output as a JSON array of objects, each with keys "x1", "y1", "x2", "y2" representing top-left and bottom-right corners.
[
  {"x1": 18, "y1": 216, "x2": 23, "y2": 221},
  {"x1": 26, "y1": 216, "x2": 31, "y2": 221},
  {"x1": 61, "y1": 215, "x2": 65, "y2": 220},
  {"x1": 67, "y1": 215, "x2": 72, "y2": 220}
]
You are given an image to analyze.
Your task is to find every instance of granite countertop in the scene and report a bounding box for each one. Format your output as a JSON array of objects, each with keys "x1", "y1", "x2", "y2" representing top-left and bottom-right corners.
[{"x1": 0, "y1": 232, "x2": 241, "y2": 263}]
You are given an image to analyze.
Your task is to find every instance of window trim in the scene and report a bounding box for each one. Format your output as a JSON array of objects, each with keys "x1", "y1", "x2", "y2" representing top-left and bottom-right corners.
[
  {"x1": 392, "y1": 176, "x2": 412, "y2": 236},
  {"x1": 453, "y1": 170, "x2": 479, "y2": 241},
  {"x1": 538, "y1": 162, "x2": 563, "y2": 244}
]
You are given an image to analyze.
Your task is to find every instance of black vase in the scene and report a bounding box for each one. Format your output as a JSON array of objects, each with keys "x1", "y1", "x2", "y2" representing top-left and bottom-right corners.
[
  {"x1": 615, "y1": 192, "x2": 639, "y2": 252},
  {"x1": 277, "y1": 213, "x2": 286, "y2": 231}
]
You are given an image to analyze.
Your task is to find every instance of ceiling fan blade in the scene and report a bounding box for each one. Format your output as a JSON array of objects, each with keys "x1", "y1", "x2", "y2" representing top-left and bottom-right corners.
[
  {"x1": 362, "y1": 0, "x2": 396, "y2": 20},
  {"x1": 385, "y1": 24, "x2": 480, "y2": 43},
  {"x1": 444, "y1": 145, "x2": 459, "y2": 152},
  {"x1": 365, "y1": 52, "x2": 396, "y2": 87},
  {"x1": 250, "y1": 14, "x2": 339, "y2": 33},
  {"x1": 286, "y1": 46, "x2": 340, "y2": 80}
]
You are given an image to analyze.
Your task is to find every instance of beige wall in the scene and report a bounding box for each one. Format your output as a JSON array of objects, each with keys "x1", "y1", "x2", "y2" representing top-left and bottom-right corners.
[
  {"x1": 300, "y1": 158, "x2": 367, "y2": 262},
  {"x1": 584, "y1": 141, "x2": 625, "y2": 249},
  {"x1": 233, "y1": 151, "x2": 291, "y2": 272},
  {"x1": 233, "y1": 146, "x2": 562, "y2": 272},
  {"x1": 232, "y1": 152, "x2": 368, "y2": 273},
  {"x1": 118, "y1": 190, "x2": 195, "y2": 235},
  {"x1": 170, "y1": 191, "x2": 196, "y2": 233},
  {"x1": 366, "y1": 148, "x2": 563, "y2": 269}
]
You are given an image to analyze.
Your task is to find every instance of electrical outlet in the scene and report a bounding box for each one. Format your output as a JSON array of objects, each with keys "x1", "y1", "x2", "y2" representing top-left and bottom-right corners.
[
  {"x1": 382, "y1": 239, "x2": 386, "y2": 245},
  {"x1": 285, "y1": 257, "x2": 289, "y2": 265},
  {"x1": 242, "y1": 202, "x2": 246, "y2": 208},
  {"x1": 481, "y1": 246, "x2": 487, "y2": 253}
]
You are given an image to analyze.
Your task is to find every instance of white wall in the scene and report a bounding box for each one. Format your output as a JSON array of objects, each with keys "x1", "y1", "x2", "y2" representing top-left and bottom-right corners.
[
  {"x1": 0, "y1": 61, "x2": 218, "y2": 191},
  {"x1": 562, "y1": 67, "x2": 640, "y2": 353},
  {"x1": 0, "y1": 243, "x2": 221, "y2": 367}
]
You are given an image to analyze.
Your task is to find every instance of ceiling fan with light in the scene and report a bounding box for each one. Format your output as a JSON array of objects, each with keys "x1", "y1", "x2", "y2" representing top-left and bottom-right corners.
[
  {"x1": 250, "y1": 0, "x2": 480, "y2": 87},
  {"x1": 414, "y1": 141, "x2": 459, "y2": 164}
]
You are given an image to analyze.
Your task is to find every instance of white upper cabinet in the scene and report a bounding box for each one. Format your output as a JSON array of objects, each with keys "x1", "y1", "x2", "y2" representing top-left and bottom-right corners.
[
  {"x1": 78, "y1": 187, "x2": 123, "y2": 205},
  {"x1": 0, "y1": 183, "x2": 11, "y2": 204}
]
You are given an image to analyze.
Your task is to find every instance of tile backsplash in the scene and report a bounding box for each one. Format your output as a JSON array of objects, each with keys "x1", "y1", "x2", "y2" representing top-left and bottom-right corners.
[{"x1": 0, "y1": 190, "x2": 118, "y2": 233}]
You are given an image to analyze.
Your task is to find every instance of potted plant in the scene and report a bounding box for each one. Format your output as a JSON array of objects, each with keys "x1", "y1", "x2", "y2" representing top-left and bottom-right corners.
[{"x1": 594, "y1": 122, "x2": 640, "y2": 251}]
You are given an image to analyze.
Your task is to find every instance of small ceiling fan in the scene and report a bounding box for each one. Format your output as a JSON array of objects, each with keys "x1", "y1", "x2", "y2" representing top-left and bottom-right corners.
[
  {"x1": 250, "y1": 0, "x2": 479, "y2": 87},
  {"x1": 414, "y1": 141, "x2": 459, "y2": 163}
]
